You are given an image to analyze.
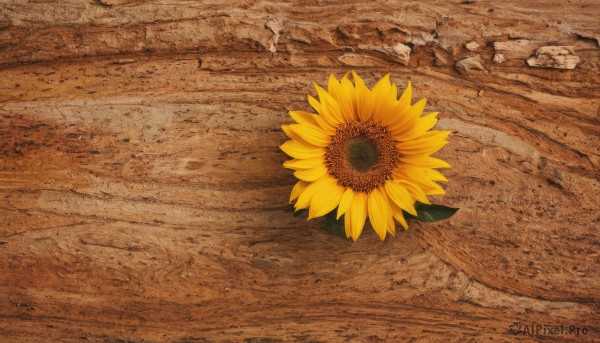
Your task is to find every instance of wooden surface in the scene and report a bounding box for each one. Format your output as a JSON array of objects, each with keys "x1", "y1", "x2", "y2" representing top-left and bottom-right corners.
[{"x1": 1, "y1": 1, "x2": 599, "y2": 342}]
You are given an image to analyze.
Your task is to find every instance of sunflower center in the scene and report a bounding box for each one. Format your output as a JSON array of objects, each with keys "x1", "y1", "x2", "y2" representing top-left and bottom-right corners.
[
  {"x1": 346, "y1": 137, "x2": 377, "y2": 172},
  {"x1": 325, "y1": 121, "x2": 398, "y2": 193}
]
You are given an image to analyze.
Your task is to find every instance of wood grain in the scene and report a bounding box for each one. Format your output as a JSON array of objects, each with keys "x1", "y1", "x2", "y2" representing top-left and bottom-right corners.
[{"x1": 1, "y1": 1, "x2": 599, "y2": 341}]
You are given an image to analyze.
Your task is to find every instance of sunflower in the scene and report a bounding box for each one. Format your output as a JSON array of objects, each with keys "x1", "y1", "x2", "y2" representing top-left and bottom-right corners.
[{"x1": 281, "y1": 72, "x2": 451, "y2": 241}]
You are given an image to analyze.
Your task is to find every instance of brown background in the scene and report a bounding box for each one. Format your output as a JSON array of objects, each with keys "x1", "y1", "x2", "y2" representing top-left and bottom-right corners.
[{"x1": 1, "y1": 1, "x2": 599, "y2": 342}]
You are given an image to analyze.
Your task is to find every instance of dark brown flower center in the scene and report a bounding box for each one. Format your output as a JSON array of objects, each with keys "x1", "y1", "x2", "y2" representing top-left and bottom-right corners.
[
  {"x1": 346, "y1": 137, "x2": 378, "y2": 172},
  {"x1": 325, "y1": 121, "x2": 398, "y2": 193}
]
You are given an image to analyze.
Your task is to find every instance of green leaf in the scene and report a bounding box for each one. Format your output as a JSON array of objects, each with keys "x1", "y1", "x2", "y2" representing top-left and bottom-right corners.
[
  {"x1": 404, "y1": 202, "x2": 459, "y2": 222},
  {"x1": 324, "y1": 210, "x2": 347, "y2": 239},
  {"x1": 293, "y1": 209, "x2": 307, "y2": 217},
  {"x1": 285, "y1": 204, "x2": 307, "y2": 217}
]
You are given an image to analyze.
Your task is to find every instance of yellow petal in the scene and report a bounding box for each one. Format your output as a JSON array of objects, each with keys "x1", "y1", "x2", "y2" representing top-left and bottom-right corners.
[
  {"x1": 344, "y1": 206, "x2": 353, "y2": 239},
  {"x1": 312, "y1": 112, "x2": 337, "y2": 135},
  {"x1": 394, "y1": 112, "x2": 439, "y2": 141},
  {"x1": 381, "y1": 81, "x2": 410, "y2": 126},
  {"x1": 397, "y1": 81, "x2": 412, "y2": 109},
  {"x1": 308, "y1": 95, "x2": 337, "y2": 132},
  {"x1": 384, "y1": 180, "x2": 417, "y2": 216},
  {"x1": 307, "y1": 95, "x2": 338, "y2": 133},
  {"x1": 330, "y1": 74, "x2": 357, "y2": 123},
  {"x1": 390, "y1": 202, "x2": 409, "y2": 230},
  {"x1": 380, "y1": 189, "x2": 397, "y2": 236},
  {"x1": 340, "y1": 75, "x2": 358, "y2": 121},
  {"x1": 393, "y1": 167, "x2": 446, "y2": 196},
  {"x1": 389, "y1": 82, "x2": 398, "y2": 102},
  {"x1": 377, "y1": 83, "x2": 398, "y2": 126},
  {"x1": 327, "y1": 74, "x2": 342, "y2": 100},
  {"x1": 352, "y1": 71, "x2": 373, "y2": 121},
  {"x1": 396, "y1": 179, "x2": 430, "y2": 205},
  {"x1": 349, "y1": 192, "x2": 368, "y2": 241},
  {"x1": 289, "y1": 110, "x2": 320, "y2": 127},
  {"x1": 422, "y1": 183, "x2": 446, "y2": 195},
  {"x1": 308, "y1": 94, "x2": 323, "y2": 115},
  {"x1": 287, "y1": 124, "x2": 330, "y2": 147},
  {"x1": 294, "y1": 164, "x2": 327, "y2": 182},
  {"x1": 367, "y1": 188, "x2": 390, "y2": 241},
  {"x1": 387, "y1": 210, "x2": 396, "y2": 236},
  {"x1": 283, "y1": 156, "x2": 324, "y2": 170},
  {"x1": 336, "y1": 187, "x2": 355, "y2": 219},
  {"x1": 315, "y1": 83, "x2": 344, "y2": 124},
  {"x1": 290, "y1": 110, "x2": 336, "y2": 136},
  {"x1": 408, "y1": 140, "x2": 449, "y2": 152},
  {"x1": 295, "y1": 175, "x2": 332, "y2": 210},
  {"x1": 387, "y1": 98, "x2": 427, "y2": 135},
  {"x1": 308, "y1": 179, "x2": 345, "y2": 219},
  {"x1": 396, "y1": 131, "x2": 450, "y2": 156},
  {"x1": 396, "y1": 130, "x2": 451, "y2": 149},
  {"x1": 280, "y1": 140, "x2": 324, "y2": 159},
  {"x1": 370, "y1": 74, "x2": 391, "y2": 124},
  {"x1": 403, "y1": 141, "x2": 448, "y2": 156},
  {"x1": 371, "y1": 74, "x2": 390, "y2": 93},
  {"x1": 398, "y1": 156, "x2": 451, "y2": 169},
  {"x1": 281, "y1": 124, "x2": 305, "y2": 143},
  {"x1": 425, "y1": 168, "x2": 448, "y2": 182},
  {"x1": 289, "y1": 180, "x2": 309, "y2": 204},
  {"x1": 307, "y1": 96, "x2": 334, "y2": 131}
]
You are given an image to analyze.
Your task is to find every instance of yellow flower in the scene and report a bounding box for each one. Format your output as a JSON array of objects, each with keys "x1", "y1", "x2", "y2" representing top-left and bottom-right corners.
[{"x1": 281, "y1": 72, "x2": 451, "y2": 241}]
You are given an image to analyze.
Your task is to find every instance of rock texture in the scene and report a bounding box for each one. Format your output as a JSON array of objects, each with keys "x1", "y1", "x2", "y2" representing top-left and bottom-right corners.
[
  {"x1": 1, "y1": 1, "x2": 599, "y2": 342},
  {"x1": 527, "y1": 46, "x2": 581, "y2": 69},
  {"x1": 455, "y1": 56, "x2": 487, "y2": 75},
  {"x1": 465, "y1": 41, "x2": 480, "y2": 51}
]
